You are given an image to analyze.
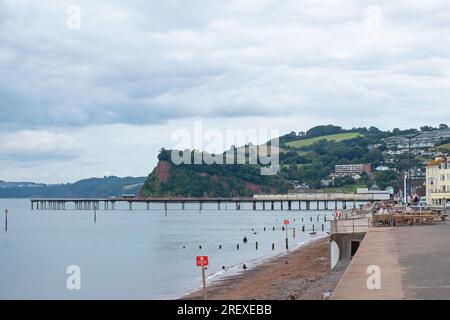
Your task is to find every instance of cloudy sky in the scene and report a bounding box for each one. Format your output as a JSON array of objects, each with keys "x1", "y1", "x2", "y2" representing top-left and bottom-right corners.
[{"x1": 1, "y1": 0, "x2": 450, "y2": 183}]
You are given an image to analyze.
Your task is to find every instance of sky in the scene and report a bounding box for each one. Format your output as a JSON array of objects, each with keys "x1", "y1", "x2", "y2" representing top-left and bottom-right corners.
[{"x1": 1, "y1": 0, "x2": 450, "y2": 183}]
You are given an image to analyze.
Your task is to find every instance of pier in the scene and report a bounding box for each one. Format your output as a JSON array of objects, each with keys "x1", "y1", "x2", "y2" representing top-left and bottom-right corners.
[{"x1": 30, "y1": 193, "x2": 377, "y2": 211}]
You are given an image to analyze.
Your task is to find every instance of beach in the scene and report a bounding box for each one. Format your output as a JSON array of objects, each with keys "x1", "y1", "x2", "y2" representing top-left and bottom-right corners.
[{"x1": 182, "y1": 237, "x2": 343, "y2": 300}]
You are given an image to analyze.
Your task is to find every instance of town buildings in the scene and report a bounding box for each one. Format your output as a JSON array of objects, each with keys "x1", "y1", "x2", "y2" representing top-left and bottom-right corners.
[
  {"x1": 334, "y1": 164, "x2": 371, "y2": 177},
  {"x1": 426, "y1": 157, "x2": 450, "y2": 205}
]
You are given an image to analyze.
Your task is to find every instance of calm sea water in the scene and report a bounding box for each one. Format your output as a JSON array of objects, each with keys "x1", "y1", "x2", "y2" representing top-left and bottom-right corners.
[{"x1": 0, "y1": 198, "x2": 342, "y2": 299}]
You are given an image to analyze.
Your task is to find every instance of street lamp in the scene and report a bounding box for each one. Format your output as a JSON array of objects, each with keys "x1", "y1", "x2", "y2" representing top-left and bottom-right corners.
[{"x1": 405, "y1": 133, "x2": 422, "y2": 204}]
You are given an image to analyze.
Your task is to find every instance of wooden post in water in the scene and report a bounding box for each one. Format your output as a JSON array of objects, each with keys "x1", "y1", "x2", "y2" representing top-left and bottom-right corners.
[
  {"x1": 256, "y1": 241, "x2": 259, "y2": 250},
  {"x1": 285, "y1": 222, "x2": 289, "y2": 250},
  {"x1": 94, "y1": 203, "x2": 97, "y2": 224},
  {"x1": 4, "y1": 209, "x2": 8, "y2": 232},
  {"x1": 201, "y1": 266, "x2": 207, "y2": 300}
]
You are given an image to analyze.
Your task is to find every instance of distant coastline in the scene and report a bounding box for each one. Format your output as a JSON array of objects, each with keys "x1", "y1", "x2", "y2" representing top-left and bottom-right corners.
[{"x1": 0, "y1": 176, "x2": 145, "y2": 198}]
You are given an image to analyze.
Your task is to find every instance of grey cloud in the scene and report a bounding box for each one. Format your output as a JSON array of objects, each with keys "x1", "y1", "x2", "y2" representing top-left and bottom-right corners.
[{"x1": 1, "y1": 0, "x2": 450, "y2": 130}]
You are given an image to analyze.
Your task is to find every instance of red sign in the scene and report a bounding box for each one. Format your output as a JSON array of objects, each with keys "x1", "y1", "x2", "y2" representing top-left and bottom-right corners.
[
  {"x1": 283, "y1": 219, "x2": 289, "y2": 225},
  {"x1": 196, "y1": 256, "x2": 209, "y2": 267}
]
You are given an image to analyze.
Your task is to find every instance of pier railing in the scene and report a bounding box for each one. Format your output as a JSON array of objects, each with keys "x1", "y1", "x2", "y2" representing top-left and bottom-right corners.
[
  {"x1": 254, "y1": 193, "x2": 377, "y2": 201},
  {"x1": 30, "y1": 195, "x2": 374, "y2": 212}
]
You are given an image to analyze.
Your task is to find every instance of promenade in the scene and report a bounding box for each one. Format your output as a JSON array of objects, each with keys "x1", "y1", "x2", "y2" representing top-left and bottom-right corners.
[{"x1": 333, "y1": 222, "x2": 450, "y2": 299}]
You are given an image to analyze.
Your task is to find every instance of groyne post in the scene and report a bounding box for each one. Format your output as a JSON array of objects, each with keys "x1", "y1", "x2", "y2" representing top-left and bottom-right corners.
[{"x1": 4, "y1": 209, "x2": 7, "y2": 232}]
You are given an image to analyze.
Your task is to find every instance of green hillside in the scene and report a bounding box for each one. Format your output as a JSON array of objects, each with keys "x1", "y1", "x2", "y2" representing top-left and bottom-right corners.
[
  {"x1": 438, "y1": 143, "x2": 450, "y2": 152},
  {"x1": 286, "y1": 132, "x2": 363, "y2": 148},
  {"x1": 141, "y1": 149, "x2": 290, "y2": 198},
  {"x1": 140, "y1": 124, "x2": 435, "y2": 197}
]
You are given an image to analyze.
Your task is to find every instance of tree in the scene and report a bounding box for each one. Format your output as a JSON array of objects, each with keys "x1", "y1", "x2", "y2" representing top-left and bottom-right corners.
[
  {"x1": 369, "y1": 126, "x2": 381, "y2": 134},
  {"x1": 358, "y1": 172, "x2": 371, "y2": 185},
  {"x1": 439, "y1": 124, "x2": 449, "y2": 130},
  {"x1": 305, "y1": 125, "x2": 343, "y2": 138},
  {"x1": 420, "y1": 126, "x2": 435, "y2": 132}
]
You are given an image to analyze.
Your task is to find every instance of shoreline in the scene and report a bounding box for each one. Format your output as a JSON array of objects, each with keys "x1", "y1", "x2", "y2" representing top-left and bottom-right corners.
[{"x1": 181, "y1": 236, "x2": 344, "y2": 300}]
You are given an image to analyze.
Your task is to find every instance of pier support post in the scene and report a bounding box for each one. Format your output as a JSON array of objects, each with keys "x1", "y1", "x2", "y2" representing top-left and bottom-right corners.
[
  {"x1": 324, "y1": 201, "x2": 328, "y2": 210},
  {"x1": 281, "y1": 201, "x2": 283, "y2": 210},
  {"x1": 252, "y1": 201, "x2": 256, "y2": 210},
  {"x1": 271, "y1": 201, "x2": 274, "y2": 210},
  {"x1": 343, "y1": 201, "x2": 347, "y2": 210},
  {"x1": 306, "y1": 201, "x2": 310, "y2": 210},
  {"x1": 317, "y1": 201, "x2": 320, "y2": 210},
  {"x1": 288, "y1": 201, "x2": 292, "y2": 211},
  {"x1": 263, "y1": 202, "x2": 265, "y2": 210},
  {"x1": 335, "y1": 201, "x2": 338, "y2": 210}
]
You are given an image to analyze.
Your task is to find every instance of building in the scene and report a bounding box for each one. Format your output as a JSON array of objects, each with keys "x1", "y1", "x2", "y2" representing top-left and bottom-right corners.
[
  {"x1": 426, "y1": 157, "x2": 450, "y2": 205},
  {"x1": 335, "y1": 164, "x2": 371, "y2": 177},
  {"x1": 375, "y1": 165, "x2": 392, "y2": 172},
  {"x1": 356, "y1": 184, "x2": 392, "y2": 201},
  {"x1": 385, "y1": 128, "x2": 450, "y2": 150}
]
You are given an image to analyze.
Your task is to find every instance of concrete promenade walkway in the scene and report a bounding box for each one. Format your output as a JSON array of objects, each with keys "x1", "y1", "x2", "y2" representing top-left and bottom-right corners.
[{"x1": 333, "y1": 222, "x2": 450, "y2": 299}]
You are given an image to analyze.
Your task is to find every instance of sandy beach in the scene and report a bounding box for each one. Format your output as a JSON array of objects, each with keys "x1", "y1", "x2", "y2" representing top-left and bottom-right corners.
[{"x1": 182, "y1": 237, "x2": 344, "y2": 300}]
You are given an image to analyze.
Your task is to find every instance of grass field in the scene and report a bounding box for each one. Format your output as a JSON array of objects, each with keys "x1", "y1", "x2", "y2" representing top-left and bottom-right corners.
[
  {"x1": 438, "y1": 143, "x2": 450, "y2": 152},
  {"x1": 286, "y1": 132, "x2": 363, "y2": 148}
]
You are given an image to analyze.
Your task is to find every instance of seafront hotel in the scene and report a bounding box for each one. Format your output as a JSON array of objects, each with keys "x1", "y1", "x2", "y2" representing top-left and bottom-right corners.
[{"x1": 426, "y1": 157, "x2": 450, "y2": 206}]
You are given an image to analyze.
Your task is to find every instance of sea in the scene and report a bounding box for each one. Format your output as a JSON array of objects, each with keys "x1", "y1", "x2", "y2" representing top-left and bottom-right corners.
[{"x1": 0, "y1": 198, "x2": 347, "y2": 299}]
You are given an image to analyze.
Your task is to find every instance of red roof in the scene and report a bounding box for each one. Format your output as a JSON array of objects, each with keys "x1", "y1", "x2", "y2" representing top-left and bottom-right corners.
[{"x1": 427, "y1": 158, "x2": 445, "y2": 167}]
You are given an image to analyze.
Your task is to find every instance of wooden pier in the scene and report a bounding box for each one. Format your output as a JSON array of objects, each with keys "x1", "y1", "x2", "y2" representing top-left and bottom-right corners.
[{"x1": 30, "y1": 194, "x2": 376, "y2": 212}]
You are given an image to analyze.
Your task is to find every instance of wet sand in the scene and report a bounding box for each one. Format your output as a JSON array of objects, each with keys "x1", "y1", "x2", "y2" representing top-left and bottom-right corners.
[{"x1": 182, "y1": 237, "x2": 344, "y2": 300}]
